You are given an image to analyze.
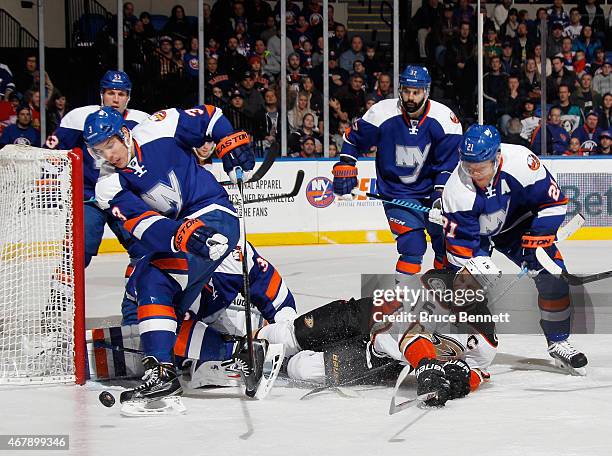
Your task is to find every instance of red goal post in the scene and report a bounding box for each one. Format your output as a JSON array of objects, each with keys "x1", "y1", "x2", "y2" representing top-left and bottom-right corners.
[{"x1": 0, "y1": 145, "x2": 85, "y2": 385}]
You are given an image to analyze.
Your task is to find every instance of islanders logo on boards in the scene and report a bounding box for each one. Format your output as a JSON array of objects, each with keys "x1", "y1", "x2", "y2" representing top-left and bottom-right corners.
[{"x1": 306, "y1": 176, "x2": 335, "y2": 208}]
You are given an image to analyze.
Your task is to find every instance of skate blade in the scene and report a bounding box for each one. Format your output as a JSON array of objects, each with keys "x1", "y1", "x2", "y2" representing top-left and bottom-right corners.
[
  {"x1": 553, "y1": 358, "x2": 587, "y2": 377},
  {"x1": 120, "y1": 396, "x2": 186, "y2": 417},
  {"x1": 254, "y1": 343, "x2": 285, "y2": 400}
]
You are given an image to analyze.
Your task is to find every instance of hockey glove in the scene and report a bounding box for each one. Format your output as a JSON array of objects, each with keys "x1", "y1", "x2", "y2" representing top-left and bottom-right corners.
[
  {"x1": 216, "y1": 131, "x2": 255, "y2": 184},
  {"x1": 428, "y1": 189, "x2": 444, "y2": 226},
  {"x1": 332, "y1": 156, "x2": 358, "y2": 199},
  {"x1": 521, "y1": 231, "x2": 556, "y2": 275},
  {"x1": 415, "y1": 358, "x2": 450, "y2": 406},
  {"x1": 443, "y1": 359, "x2": 471, "y2": 399},
  {"x1": 174, "y1": 219, "x2": 229, "y2": 261}
]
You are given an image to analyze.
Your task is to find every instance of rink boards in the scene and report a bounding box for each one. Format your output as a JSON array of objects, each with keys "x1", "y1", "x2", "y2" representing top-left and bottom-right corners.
[{"x1": 99, "y1": 157, "x2": 612, "y2": 251}]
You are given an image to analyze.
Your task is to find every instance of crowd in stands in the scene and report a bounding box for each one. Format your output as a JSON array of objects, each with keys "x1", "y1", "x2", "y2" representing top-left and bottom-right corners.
[{"x1": 2, "y1": 0, "x2": 612, "y2": 156}]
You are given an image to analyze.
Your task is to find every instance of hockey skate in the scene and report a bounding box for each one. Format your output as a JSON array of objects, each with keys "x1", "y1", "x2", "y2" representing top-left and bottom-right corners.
[
  {"x1": 120, "y1": 356, "x2": 185, "y2": 416},
  {"x1": 228, "y1": 337, "x2": 284, "y2": 400},
  {"x1": 547, "y1": 340, "x2": 588, "y2": 376},
  {"x1": 181, "y1": 359, "x2": 242, "y2": 389}
]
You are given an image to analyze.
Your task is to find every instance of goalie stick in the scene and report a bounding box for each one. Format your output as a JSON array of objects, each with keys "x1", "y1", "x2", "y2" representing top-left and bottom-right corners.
[
  {"x1": 219, "y1": 147, "x2": 278, "y2": 186},
  {"x1": 535, "y1": 247, "x2": 612, "y2": 285},
  {"x1": 244, "y1": 170, "x2": 305, "y2": 205}
]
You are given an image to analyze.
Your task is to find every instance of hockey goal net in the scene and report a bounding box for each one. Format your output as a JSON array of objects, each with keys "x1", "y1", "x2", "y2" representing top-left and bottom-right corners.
[{"x1": 0, "y1": 145, "x2": 85, "y2": 385}]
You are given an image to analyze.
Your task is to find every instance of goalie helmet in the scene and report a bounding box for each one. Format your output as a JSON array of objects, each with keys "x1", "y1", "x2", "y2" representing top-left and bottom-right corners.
[
  {"x1": 459, "y1": 124, "x2": 501, "y2": 163},
  {"x1": 83, "y1": 107, "x2": 128, "y2": 154}
]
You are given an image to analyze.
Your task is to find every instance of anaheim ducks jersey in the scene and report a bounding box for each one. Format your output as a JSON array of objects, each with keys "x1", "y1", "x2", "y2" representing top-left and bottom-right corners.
[
  {"x1": 44, "y1": 105, "x2": 149, "y2": 201},
  {"x1": 372, "y1": 269, "x2": 497, "y2": 374},
  {"x1": 95, "y1": 106, "x2": 237, "y2": 252},
  {"x1": 442, "y1": 144, "x2": 568, "y2": 268},
  {"x1": 341, "y1": 99, "x2": 463, "y2": 199}
]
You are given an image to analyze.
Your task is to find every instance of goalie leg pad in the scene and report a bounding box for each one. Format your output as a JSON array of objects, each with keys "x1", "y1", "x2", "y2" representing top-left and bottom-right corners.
[{"x1": 294, "y1": 297, "x2": 374, "y2": 351}]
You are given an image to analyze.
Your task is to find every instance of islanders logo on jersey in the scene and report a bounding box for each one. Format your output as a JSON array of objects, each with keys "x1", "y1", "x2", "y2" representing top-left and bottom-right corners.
[
  {"x1": 527, "y1": 153, "x2": 540, "y2": 171},
  {"x1": 306, "y1": 177, "x2": 335, "y2": 208},
  {"x1": 150, "y1": 111, "x2": 167, "y2": 122}
]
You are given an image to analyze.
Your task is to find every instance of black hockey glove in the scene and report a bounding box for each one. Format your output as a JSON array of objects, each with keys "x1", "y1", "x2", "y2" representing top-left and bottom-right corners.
[
  {"x1": 443, "y1": 359, "x2": 471, "y2": 399},
  {"x1": 415, "y1": 358, "x2": 450, "y2": 406}
]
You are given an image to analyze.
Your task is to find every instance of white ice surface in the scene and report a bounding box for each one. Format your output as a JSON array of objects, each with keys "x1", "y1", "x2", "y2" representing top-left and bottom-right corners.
[{"x1": 1, "y1": 242, "x2": 612, "y2": 456}]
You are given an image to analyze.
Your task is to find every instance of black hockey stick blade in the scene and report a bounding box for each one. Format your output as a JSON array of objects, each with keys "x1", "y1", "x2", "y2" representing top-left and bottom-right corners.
[
  {"x1": 245, "y1": 170, "x2": 305, "y2": 205},
  {"x1": 220, "y1": 147, "x2": 279, "y2": 186},
  {"x1": 536, "y1": 247, "x2": 612, "y2": 285}
]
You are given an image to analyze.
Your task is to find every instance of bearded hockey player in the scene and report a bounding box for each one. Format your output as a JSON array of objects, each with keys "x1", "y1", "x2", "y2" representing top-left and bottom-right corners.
[
  {"x1": 440, "y1": 124, "x2": 587, "y2": 375},
  {"x1": 256, "y1": 257, "x2": 501, "y2": 407},
  {"x1": 82, "y1": 105, "x2": 258, "y2": 410},
  {"x1": 332, "y1": 65, "x2": 463, "y2": 281}
]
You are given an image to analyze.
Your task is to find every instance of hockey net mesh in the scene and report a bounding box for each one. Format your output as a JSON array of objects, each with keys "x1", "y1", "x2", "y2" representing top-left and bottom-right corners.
[{"x1": 0, "y1": 146, "x2": 76, "y2": 384}]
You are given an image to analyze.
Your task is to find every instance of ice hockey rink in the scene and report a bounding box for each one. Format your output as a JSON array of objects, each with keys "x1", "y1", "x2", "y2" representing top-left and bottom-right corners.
[{"x1": 1, "y1": 241, "x2": 611, "y2": 456}]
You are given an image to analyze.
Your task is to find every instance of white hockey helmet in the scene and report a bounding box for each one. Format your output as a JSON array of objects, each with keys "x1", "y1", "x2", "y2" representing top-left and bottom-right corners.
[{"x1": 459, "y1": 256, "x2": 502, "y2": 291}]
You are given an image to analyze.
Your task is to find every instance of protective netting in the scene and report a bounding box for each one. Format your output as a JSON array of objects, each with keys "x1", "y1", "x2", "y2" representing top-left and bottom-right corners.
[{"x1": 0, "y1": 146, "x2": 76, "y2": 384}]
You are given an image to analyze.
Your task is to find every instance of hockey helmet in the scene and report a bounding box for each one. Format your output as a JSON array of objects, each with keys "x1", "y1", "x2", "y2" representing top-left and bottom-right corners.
[
  {"x1": 459, "y1": 124, "x2": 501, "y2": 163},
  {"x1": 398, "y1": 65, "x2": 431, "y2": 113},
  {"x1": 83, "y1": 107, "x2": 128, "y2": 155},
  {"x1": 99, "y1": 70, "x2": 132, "y2": 94}
]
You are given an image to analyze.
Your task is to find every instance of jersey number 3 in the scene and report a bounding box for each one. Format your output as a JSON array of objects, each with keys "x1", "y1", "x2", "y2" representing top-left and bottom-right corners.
[{"x1": 395, "y1": 143, "x2": 430, "y2": 184}]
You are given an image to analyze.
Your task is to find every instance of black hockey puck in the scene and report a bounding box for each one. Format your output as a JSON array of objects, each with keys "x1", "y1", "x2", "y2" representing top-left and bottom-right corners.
[{"x1": 99, "y1": 391, "x2": 116, "y2": 407}]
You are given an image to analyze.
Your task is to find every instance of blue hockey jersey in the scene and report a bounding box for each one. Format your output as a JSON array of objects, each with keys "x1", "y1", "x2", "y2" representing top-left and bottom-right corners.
[
  {"x1": 442, "y1": 144, "x2": 568, "y2": 267},
  {"x1": 341, "y1": 99, "x2": 463, "y2": 199},
  {"x1": 44, "y1": 105, "x2": 149, "y2": 201},
  {"x1": 95, "y1": 105, "x2": 237, "y2": 252}
]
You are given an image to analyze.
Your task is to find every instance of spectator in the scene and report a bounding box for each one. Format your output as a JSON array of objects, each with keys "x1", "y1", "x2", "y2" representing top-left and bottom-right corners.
[
  {"x1": 288, "y1": 91, "x2": 318, "y2": 131},
  {"x1": 484, "y1": 28, "x2": 502, "y2": 61},
  {"x1": 297, "y1": 38, "x2": 316, "y2": 70},
  {"x1": 531, "y1": 106, "x2": 570, "y2": 155},
  {"x1": 329, "y1": 97, "x2": 348, "y2": 134},
  {"x1": 46, "y1": 90, "x2": 67, "y2": 134},
  {"x1": 125, "y1": 19, "x2": 156, "y2": 74},
  {"x1": 483, "y1": 56, "x2": 508, "y2": 124},
  {"x1": 288, "y1": 112, "x2": 322, "y2": 154},
  {"x1": 573, "y1": 25, "x2": 602, "y2": 63},
  {"x1": 500, "y1": 8, "x2": 519, "y2": 39},
  {"x1": 229, "y1": 1, "x2": 249, "y2": 35},
  {"x1": 162, "y1": 5, "x2": 194, "y2": 41},
  {"x1": 352, "y1": 60, "x2": 370, "y2": 88},
  {"x1": 249, "y1": 56, "x2": 271, "y2": 92},
  {"x1": 590, "y1": 47, "x2": 606, "y2": 74},
  {"x1": 339, "y1": 35, "x2": 364, "y2": 73},
  {"x1": 503, "y1": 117, "x2": 532, "y2": 148},
  {"x1": 0, "y1": 63, "x2": 15, "y2": 100},
  {"x1": 15, "y1": 54, "x2": 37, "y2": 94},
  {"x1": 286, "y1": 53, "x2": 307, "y2": 91},
  {"x1": 534, "y1": 44, "x2": 552, "y2": 78},
  {"x1": 364, "y1": 94, "x2": 377, "y2": 111},
  {"x1": 0, "y1": 105, "x2": 40, "y2": 147},
  {"x1": 265, "y1": 28, "x2": 294, "y2": 77},
  {"x1": 0, "y1": 92, "x2": 19, "y2": 135},
  {"x1": 434, "y1": 3, "x2": 457, "y2": 68},
  {"x1": 520, "y1": 99, "x2": 541, "y2": 141},
  {"x1": 547, "y1": 56, "x2": 578, "y2": 100},
  {"x1": 122, "y1": 2, "x2": 138, "y2": 38},
  {"x1": 301, "y1": 76, "x2": 323, "y2": 116},
  {"x1": 234, "y1": 22, "x2": 252, "y2": 57},
  {"x1": 512, "y1": 22, "x2": 533, "y2": 66},
  {"x1": 592, "y1": 59, "x2": 612, "y2": 96},
  {"x1": 257, "y1": 88, "x2": 280, "y2": 153},
  {"x1": 260, "y1": 15, "x2": 277, "y2": 44},
  {"x1": 219, "y1": 36, "x2": 249, "y2": 81},
  {"x1": 498, "y1": 75, "x2": 525, "y2": 135},
  {"x1": 238, "y1": 71, "x2": 265, "y2": 117},
  {"x1": 573, "y1": 50, "x2": 590, "y2": 79},
  {"x1": 557, "y1": 37, "x2": 575, "y2": 71},
  {"x1": 564, "y1": 8, "x2": 582, "y2": 40},
  {"x1": 328, "y1": 142, "x2": 338, "y2": 157},
  {"x1": 578, "y1": 0, "x2": 605, "y2": 36},
  {"x1": 548, "y1": 0, "x2": 569, "y2": 28},
  {"x1": 291, "y1": 135, "x2": 320, "y2": 158},
  {"x1": 138, "y1": 12, "x2": 157, "y2": 40},
  {"x1": 445, "y1": 21, "x2": 476, "y2": 110},
  {"x1": 598, "y1": 92, "x2": 612, "y2": 129},
  {"x1": 547, "y1": 23, "x2": 565, "y2": 57},
  {"x1": 334, "y1": 73, "x2": 366, "y2": 120},
  {"x1": 595, "y1": 129, "x2": 612, "y2": 155},
  {"x1": 557, "y1": 83, "x2": 581, "y2": 133},
  {"x1": 414, "y1": 0, "x2": 441, "y2": 60},
  {"x1": 331, "y1": 23, "x2": 350, "y2": 55},
  {"x1": 183, "y1": 37, "x2": 200, "y2": 81},
  {"x1": 500, "y1": 41, "x2": 520, "y2": 76},
  {"x1": 570, "y1": 73, "x2": 602, "y2": 114},
  {"x1": 23, "y1": 89, "x2": 41, "y2": 130},
  {"x1": 566, "y1": 136, "x2": 582, "y2": 155},
  {"x1": 493, "y1": 0, "x2": 512, "y2": 32},
  {"x1": 227, "y1": 90, "x2": 248, "y2": 129},
  {"x1": 249, "y1": 0, "x2": 273, "y2": 38},
  {"x1": 290, "y1": 15, "x2": 312, "y2": 47},
  {"x1": 363, "y1": 44, "x2": 384, "y2": 81},
  {"x1": 571, "y1": 110, "x2": 602, "y2": 153},
  {"x1": 205, "y1": 57, "x2": 232, "y2": 94},
  {"x1": 205, "y1": 37, "x2": 221, "y2": 60},
  {"x1": 453, "y1": 0, "x2": 474, "y2": 28},
  {"x1": 326, "y1": 51, "x2": 349, "y2": 96},
  {"x1": 368, "y1": 72, "x2": 393, "y2": 102},
  {"x1": 520, "y1": 58, "x2": 541, "y2": 101}
]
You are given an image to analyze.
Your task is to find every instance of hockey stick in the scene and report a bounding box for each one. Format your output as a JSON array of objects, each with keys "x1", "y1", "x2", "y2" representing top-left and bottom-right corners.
[
  {"x1": 235, "y1": 168, "x2": 258, "y2": 398},
  {"x1": 299, "y1": 360, "x2": 397, "y2": 400},
  {"x1": 244, "y1": 170, "x2": 305, "y2": 205},
  {"x1": 351, "y1": 189, "x2": 432, "y2": 214},
  {"x1": 536, "y1": 247, "x2": 612, "y2": 285},
  {"x1": 219, "y1": 147, "x2": 278, "y2": 186}
]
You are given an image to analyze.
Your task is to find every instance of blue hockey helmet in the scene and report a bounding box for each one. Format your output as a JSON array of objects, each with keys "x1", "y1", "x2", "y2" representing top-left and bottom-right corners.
[
  {"x1": 99, "y1": 70, "x2": 132, "y2": 93},
  {"x1": 459, "y1": 124, "x2": 501, "y2": 163},
  {"x1": 398, "y1": 65, "x2": 431, "y2": 114},
  {"x1": 83, "y1": 107, "x2": 128, "y2": 156}
]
